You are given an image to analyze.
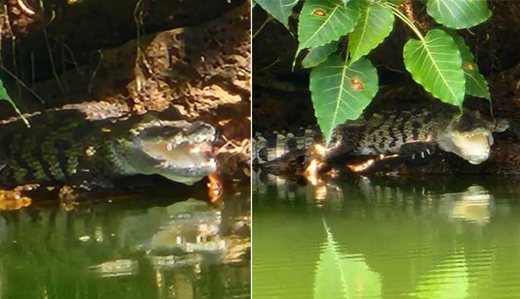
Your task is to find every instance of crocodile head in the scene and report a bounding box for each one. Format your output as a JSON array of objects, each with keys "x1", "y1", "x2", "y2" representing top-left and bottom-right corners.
[
  {"x1": 114, "y1": 116, "x2": 218, "y2": 185},
  {"x1": 437, "y1": 111, "x2": 508, "y2": 165}
]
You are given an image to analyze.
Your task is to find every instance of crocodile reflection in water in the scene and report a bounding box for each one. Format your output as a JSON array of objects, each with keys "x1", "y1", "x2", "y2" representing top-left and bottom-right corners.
[
  {"x1": 0, "y1": 195, "x2": 251, "y2": 298},
  {"x1": 136, "y1": 199, "x2": 224, "y2": 254},
  {"x1": 0, "y1": 104, "x2": 219, "y2": 190},
  {"x1": 254, "y1": 172, "x2": 495, "y2": 225},
  {"x1": 253, "y1": 176, "x2": 520, "y2": 298},
  {"x1": 119, "y1": 199, "x2": 249, "y2": 259}
]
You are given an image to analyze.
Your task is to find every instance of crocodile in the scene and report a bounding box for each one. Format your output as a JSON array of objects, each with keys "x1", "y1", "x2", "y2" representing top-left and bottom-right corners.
[
  {"x1": 253, "y1": 103, "x2": 510, "y2": 176},
  {"x1": 326, "y1": 105, "x2": 509, "y2": 166},
  {"x1": 0, "y1": 104, "x2": 219, "y2": 189}
]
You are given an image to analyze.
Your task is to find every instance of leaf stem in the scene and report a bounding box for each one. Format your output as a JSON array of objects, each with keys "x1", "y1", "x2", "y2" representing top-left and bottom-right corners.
[
  {"x1": 253, "y1": 15, "x2": 272, "y2": 39},
  {"x1": 0, "y1": 65, "x2": 45, "y2": 105},
  {"x1": 384, "y1": 2, "x2": 425, "y2": 42},
  {"x1": 8, "y1": 101, "x2": 29, "y2": 127}
]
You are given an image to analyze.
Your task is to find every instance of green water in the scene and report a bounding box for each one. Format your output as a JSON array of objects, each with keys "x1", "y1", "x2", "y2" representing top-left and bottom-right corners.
[
  {"x1": 0, "y1": 190, "x2": 250, "y2": 299},
  {"x1": 253, "y1": 174, "x2": 520, "y2": 299}
]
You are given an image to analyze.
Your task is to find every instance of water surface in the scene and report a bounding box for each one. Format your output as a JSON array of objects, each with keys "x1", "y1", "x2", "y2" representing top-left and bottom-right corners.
[
  {"x1": 253, "y1": 174, "x2": 520, "y2": 299},
  {"x1": 0, "y1": 188, "x2": 250, "y2": 298}
]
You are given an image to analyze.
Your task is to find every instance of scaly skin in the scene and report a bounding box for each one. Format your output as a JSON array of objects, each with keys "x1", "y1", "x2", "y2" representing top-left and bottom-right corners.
[
  {"x1": 253, "y1": 105, "x2": 509, "y2": 176},
  {"x1": 0, "y1": 106, "x2": 218, "y2": 189},
  {"x1": 326, "y1": 106, "x2": 508, "y2": 166}
]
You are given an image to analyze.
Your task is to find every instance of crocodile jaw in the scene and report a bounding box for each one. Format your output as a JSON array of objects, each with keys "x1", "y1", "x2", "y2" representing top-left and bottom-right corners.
[
  {"x1": 118, "y1": 121, "x2": 218, "y2": 185},
  {"x1": 142, "y1": 140, "x2": 218, "y2": 185},
  {"x1": 439, "y1": 129, "x2": 492, "y2": 165}
]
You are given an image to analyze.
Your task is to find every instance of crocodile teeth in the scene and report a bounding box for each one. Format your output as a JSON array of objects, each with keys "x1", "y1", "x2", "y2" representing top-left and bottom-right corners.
[
  {"x1": 465, "y1": 131, "x2": 489, "y2": 138},
  {"x1": 190, "y1": 146, "x2": 202, "y2": 154},
  {"x1": 174, "y1": 135, "x2": 184, "y2": 145},
  {"x1": 202, "y1": 158, "x2": 217, "y2": 167},
  {"x1": 159, "y1": 161, "x2": 170, "y2": 168}
]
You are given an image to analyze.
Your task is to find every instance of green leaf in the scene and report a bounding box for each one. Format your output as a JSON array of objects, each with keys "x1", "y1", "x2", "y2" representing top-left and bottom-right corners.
[
  {"x1": 348, "y1": 2, "x2": 394, "y2": 63},
  {"x1": 314, "y1": 218, "x2": 382, "y2": 299},
  {"x1": 426, "y1": 0, "x2": 491, "y2": 29},
  {"x1": 298, "y1": 0, "x2": 361, "y2": 51},
  {"x1": 403, "y1": 29, "x2": 465, "y2": 107},
  {"x1": 444, "y1": 30, "x2": 490, "y2": 100},
  {"x1": 0, "y1": 77, "x2": 12, "y2": 104},
  {"x1": 302, "y1": 40, "x2": 339, "y2": 68},
  {"x1": 310, "y1": 55, "x2": 378, "y2": 144},
  {"x1": 0, "y1": 77, "x2": 28, "y2": 125},
  {"x1": 255, "y1": 0, "x2": 299, "y2": 29}
]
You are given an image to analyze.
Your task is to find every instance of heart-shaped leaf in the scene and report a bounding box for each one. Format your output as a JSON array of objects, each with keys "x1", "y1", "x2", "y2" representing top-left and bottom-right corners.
[
  {"x1": 403, "y1": 29, "x2": 465, "y2": 108},
  {"x1": 348, "y1": 2, "x2": 394, "y2": 63},
  {"x1": 255, "y1": 0, "x2": 299, "y2": 29},
  {"x1": 444, "y1": 30, "x2": 490, "y2": 100},
  {"x1": 302, "y1": 40, "x2": 339, "y2": 68},
  {"x1": 310, "y1": 55, "x2": 378, "y2": 143},
  {"x1": 314, "y1": 219, "x2": 382, "y2": 299},
  {"x1": 426, "y1": 0, "x2": 491, "y2": 29},
  {"x1": 298, "y1": 0, "x2": 361, "y2": 52}
]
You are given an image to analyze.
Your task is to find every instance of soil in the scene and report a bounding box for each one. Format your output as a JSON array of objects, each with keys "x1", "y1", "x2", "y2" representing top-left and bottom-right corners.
[{"x1": 0, "y1": 0, "x2": 251, "y2": 182}]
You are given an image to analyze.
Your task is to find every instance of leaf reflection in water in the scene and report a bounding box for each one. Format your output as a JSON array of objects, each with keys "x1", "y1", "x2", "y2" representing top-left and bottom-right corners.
[
  {"x1": 254, "y1": 174, "x2": 520, "y2": 299},
  {"x1": 314, "y1": 218, "x2": 382, "y2": 299}
]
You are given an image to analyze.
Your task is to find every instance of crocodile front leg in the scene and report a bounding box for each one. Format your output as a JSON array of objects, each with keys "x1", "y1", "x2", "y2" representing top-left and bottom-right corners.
[{"x1": 398, "y1": 142, "x2": 437, "y2": 161}]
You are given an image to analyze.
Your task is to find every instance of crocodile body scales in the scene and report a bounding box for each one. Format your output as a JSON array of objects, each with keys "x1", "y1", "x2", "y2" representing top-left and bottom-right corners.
[
  {"x1": 0, "y1": 105, "x2": 218, "y2": 188},
  {"x1": 253, "y1": 103, "x2": 509, "y2": 175},
  {"x1": 336, "y1": 107, "x2": 437, "y2": 156},
  {"x1": 1, "y1": 110, "x2": 113, "y2": 188}
]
